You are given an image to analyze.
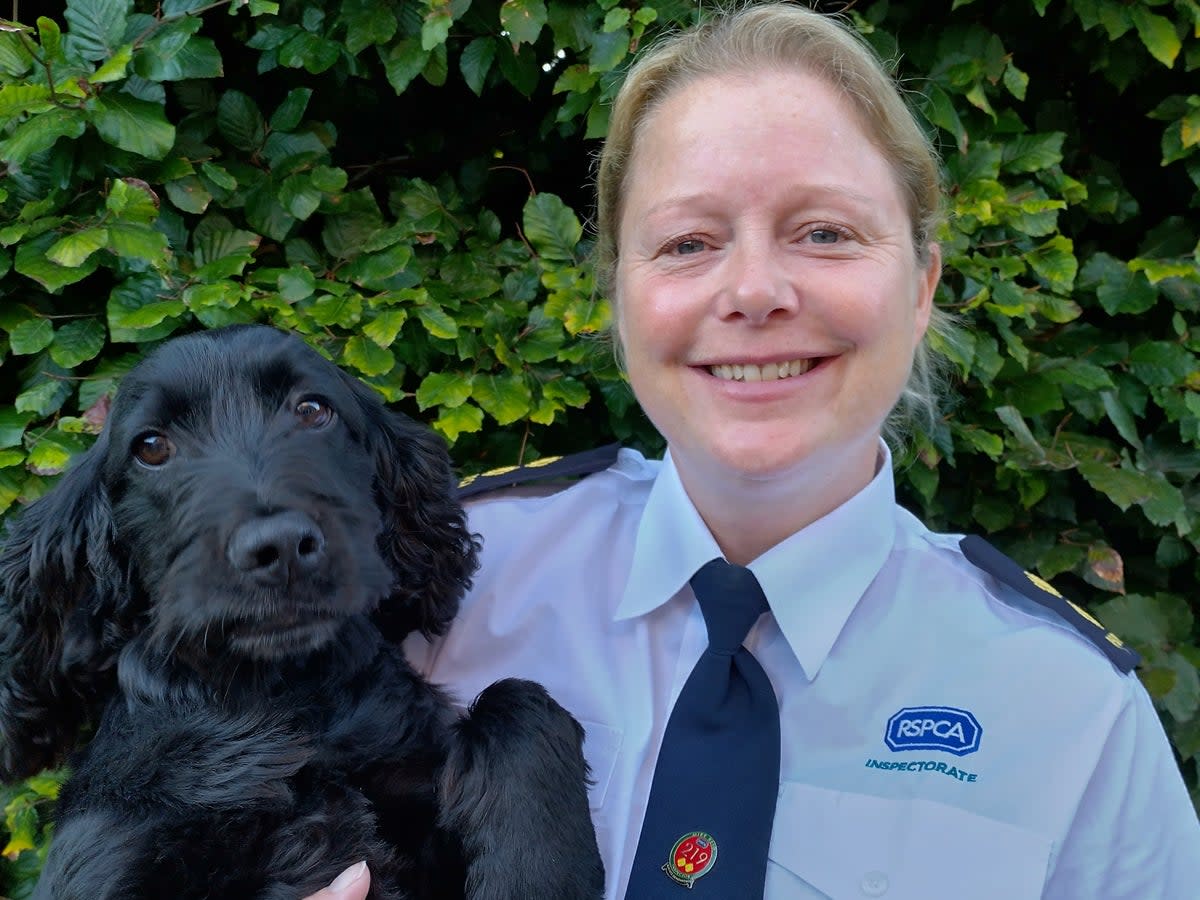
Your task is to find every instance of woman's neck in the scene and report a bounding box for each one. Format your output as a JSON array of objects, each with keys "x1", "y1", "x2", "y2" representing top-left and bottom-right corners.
[{"x1": 671, "y1": 440, "x2": 882, "y2": 566}]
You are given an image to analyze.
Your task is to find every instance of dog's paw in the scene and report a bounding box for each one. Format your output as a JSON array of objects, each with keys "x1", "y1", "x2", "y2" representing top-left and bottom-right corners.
[{"x1": 440, "y1": 678, "x2": 604, "y2": 900}]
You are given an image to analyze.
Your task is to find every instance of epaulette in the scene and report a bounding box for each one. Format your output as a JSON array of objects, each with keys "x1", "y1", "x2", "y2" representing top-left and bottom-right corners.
[
  {"x1": 959, "y1": 535, "x2": 1140, "y2": 674},
  {"x1": 455, "y1": 444, "x2": 622, "y2": 500}
]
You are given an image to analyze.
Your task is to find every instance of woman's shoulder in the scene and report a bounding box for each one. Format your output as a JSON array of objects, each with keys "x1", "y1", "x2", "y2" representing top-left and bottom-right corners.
[
  {"x1": 891, "y1": 511, "x2": 1140, "y2": 679},
  {"x1": 459, "y1": 445, "x2": 659, "y2": 519}
]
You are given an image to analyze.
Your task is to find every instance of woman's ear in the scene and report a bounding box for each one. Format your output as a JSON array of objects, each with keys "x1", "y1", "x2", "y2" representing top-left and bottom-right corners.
[
  {"x1": 0, "y1": 435, "x2": 127, "y2": 780},
  {"x1": 350, "y1": 379, "x2": 479, "y2": 642},
  {"x1": 913, "y1": 242, "x2": 942, "y2": 346}
]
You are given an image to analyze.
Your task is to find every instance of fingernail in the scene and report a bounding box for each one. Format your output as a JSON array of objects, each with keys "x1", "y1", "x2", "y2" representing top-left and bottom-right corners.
[{"x1": 330, "y1": 861, "x2": 367, "y2": 891}]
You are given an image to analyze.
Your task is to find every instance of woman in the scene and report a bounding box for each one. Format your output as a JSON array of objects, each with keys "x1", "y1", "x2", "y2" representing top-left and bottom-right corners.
[{"x1": 310, "y1": 4, "x2": 1200, "y2": 898}]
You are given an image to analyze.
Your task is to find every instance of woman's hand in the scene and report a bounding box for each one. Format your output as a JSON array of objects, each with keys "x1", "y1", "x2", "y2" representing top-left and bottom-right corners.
[{"x1": 301, "y1": 861, "x2": 370, "y2": 900}]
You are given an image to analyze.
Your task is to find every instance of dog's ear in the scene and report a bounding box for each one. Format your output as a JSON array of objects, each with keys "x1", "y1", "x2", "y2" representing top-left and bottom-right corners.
[
  {"x1": 348, "y1": 378, "x2": 480, "y2": 641},
  {"x1": 0, "y1": 434, "x2": 127, "y2": 780}
]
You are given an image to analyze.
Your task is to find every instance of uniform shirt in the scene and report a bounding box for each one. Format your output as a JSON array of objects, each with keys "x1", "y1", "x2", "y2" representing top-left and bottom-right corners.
[{"x1": 404, "y1": 446, "x2": 1200, "y2": 899}]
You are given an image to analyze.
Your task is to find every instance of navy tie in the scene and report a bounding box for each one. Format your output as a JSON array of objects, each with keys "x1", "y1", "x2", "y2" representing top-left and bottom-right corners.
[{"x1": 625, "y1": 559, "x2": 781, "y2": 897}]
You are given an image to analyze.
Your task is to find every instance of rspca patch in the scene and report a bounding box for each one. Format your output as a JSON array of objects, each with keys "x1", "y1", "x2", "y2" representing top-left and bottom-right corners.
[{"x1": 885, "y1": 707, "x2": 982, "y2": 757}]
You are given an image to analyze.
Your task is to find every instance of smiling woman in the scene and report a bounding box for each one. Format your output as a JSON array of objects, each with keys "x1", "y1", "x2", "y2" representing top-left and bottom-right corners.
[
  {"x1": 614, "y1": 68, "x2": 940, "y2": 562},
  {"x1": 305, "y1": 5, "x2": 1200, "y2": 900}
]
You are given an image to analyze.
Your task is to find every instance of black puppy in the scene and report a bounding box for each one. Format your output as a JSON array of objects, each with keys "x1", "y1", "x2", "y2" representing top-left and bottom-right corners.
[{"x1": 0, "y1": 325, "x2": 603, "y2": 899}]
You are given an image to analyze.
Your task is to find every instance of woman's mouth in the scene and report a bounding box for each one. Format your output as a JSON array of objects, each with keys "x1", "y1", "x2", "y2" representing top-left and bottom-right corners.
[{"x1": 708, "y1": 358, "x2": 818, "y2": 382}]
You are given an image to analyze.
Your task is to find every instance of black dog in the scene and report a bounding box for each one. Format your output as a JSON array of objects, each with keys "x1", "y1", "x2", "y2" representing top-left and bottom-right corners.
[{"x1": 0, "y1": 325, "x2": 603, "y2": 899}]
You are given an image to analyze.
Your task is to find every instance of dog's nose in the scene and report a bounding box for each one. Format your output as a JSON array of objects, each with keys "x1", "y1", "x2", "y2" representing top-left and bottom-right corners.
[{"x1": 226, "y1": 511, "x2": 326, "y2": 585}]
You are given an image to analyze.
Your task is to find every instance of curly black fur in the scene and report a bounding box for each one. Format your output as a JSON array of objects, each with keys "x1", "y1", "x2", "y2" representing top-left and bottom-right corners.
[{"x1": 0, "y1": 325, "x2": 603, "y2": 900}]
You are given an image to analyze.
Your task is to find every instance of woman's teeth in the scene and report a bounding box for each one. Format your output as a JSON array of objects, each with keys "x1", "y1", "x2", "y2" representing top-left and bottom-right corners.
[{"x1": 709, "y1": 359, "x2": 815, "y2": 381}]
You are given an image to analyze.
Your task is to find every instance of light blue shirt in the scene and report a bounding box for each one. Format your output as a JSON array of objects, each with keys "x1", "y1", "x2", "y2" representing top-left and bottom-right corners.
[{"x1": 406, "y1": 446, "x2": 1200, "y2": 899}]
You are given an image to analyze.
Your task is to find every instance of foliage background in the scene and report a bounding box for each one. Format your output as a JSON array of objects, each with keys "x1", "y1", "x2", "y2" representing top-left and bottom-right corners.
[{"x1": 0, "y1": 0, "x2": 1198, "y2": 891}]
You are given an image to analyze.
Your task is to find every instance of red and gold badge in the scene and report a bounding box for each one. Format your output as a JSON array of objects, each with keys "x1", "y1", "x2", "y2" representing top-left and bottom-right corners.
[{"x1": 663, "y1": 831, "x2": 717, "y2": 888}]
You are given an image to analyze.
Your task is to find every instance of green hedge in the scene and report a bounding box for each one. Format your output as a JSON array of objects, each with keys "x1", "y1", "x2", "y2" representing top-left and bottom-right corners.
[{"x1": 1, "y1": 0, "x2": 1198, "y2": 891}]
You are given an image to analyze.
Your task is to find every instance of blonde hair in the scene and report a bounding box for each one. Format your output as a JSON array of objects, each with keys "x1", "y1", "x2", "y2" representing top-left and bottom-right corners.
[{"x1": 594, "y1": 2, "x2": 955, "y2": 442}]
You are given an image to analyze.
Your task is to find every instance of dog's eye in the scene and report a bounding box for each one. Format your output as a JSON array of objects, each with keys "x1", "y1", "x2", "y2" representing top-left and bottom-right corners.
[
  {"x1": 295, "y1": 398, "x2": 334, "y2": 429},
  {"x1": 132, "y1": 432, "x2": 174, "y2": 467}
]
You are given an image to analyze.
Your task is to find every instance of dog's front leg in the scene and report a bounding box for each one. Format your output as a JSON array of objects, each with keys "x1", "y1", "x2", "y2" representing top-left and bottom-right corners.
[{"x1": 438, "y1": 678, "x2": 604, "y2": 900}]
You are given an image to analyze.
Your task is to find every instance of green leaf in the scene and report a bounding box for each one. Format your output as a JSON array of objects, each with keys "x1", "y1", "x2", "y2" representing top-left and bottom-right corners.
[
  {"x1": 49, "y1": 319, "x2": 106, "y2": 367},
  {"x1": 39, "y1": 16, "x2": 63, "y2": 62},
  {"x1": 344, "y1": 0, "x2": 398, "y2": 54},
  {"x1": 91, "y1": 94, "x2": 176, "y2": 159},
  {"x1": 322, "y1": 190, "x2": 385, "y2": 260},
  {"x1": 279, "y1": 173, "x2": 323, "y2": 220},
  {"x1": 1130, "y1": 6, "x2": 1182, "y2": 68},
  {"x1": 15, "y1": 235, "x2": 100, "y2": 291},
  {"x1": 0, "y1": 107, "x2": 87, "y2": 165},
  {"x1": 1129, "y1": 341, "x2": 1193, "y2": 387},
  {"x1": 0, "y1": 84, "x2": 54, "y2": 120},
  {"x1": 500, "y1": 0, "x2": 548, "y2": 48},
  {"x1": 193, "y1": 216, "x2": 261, "y2": 270},
  {"x1": 1027, "y1": 235, "x2": 1077, "y2": 292},
  {"x1": 925, "y1": 87, "x2": 969, "y2": 155},
  {"x1": 1128, "y1": 256, "x2": 1199, "y2": 284},
  {"x1": 523, "y1": 193, "x2": 581, "y2": 262},
  {"x1": 542, "y1": 377, "x2": 589, "y2": 408},
  {"x1": 416, "y1": 371, "x2": 472, "y2": 410},
  {"x1": 1101, "y1": 391, "x2": 1142, "y2": 450},
  {"x1": 109, "y1": 223, "x2": 170, "y2": 266},
  {"x1": 8, "y1": 319, "x2": 54, "y2": 355},
  {"x1": 0, "y1": 409, "x2": 34, "y2": 450},
  {"x1": 417, "y1": 305, "x2": 459, "y2": 339},
  {"x1": 278, "y1": 267, "x2": 316, "y2": 302},
  {"x1": 994, "y1": 404, "x2": 1045, "y2": 458},
  {"x1": 137, "y1": 35, "x2": 223, "y2": 80},
  {"x1": 472, "y1": 373, "x2": 531, "y2": 425},
  {"x1": 183, "y1": 280, "x2": 244, "y2": 310},
  {"x1": 47, "y1": 227, "x2": 109, "y2": 267},
  {"x1": 270, "y1": 87, "x2": 313, "y2": 132},
  {"x1": 380, "y1": 37, "x2": 430, "y2": 95},
  {"x1": 344, "y1": 243, "x2": 414, "y2": 288},
  {"x1": 1001, "y1": 133, "x2": 1065, "y2": 173},
  {"x1": 165, "y1": 176, "x2": 213, "y2": 215},
  {"x1": 217, "y1": 90, "x2": 267, "y2": 152},
  {"x1": 362, "y1": 309, "x2": 408, "y2": 347},
  {"x1": 433, "y1": 402, "x2": 483, "y2": 442},
  {"x1": 245, "y1": 183, "x2": 297, "y2": 242},
  {"x1": 342, "y1": 335, "x2": 396, "y2": 376},
  {"x1": 108, "y1": 273, "x2": 185, "y2": 343},
  {"x1": 1002, "y1": 62, "x2": 1029, "y2": 101},
  {"x1": 25, "y1": 432, "x2": 86, "y2": 476},
  {"x1": 307, "y1": 293, "x2": 363, "y2": 328},
  {"x1": 15, "y1": 359, "x2": 72, "y2": 416},
  {"x1": 544, "y1": 290, "x2": 609, "y2": 335},
  {"x1": 460, "y1": 37, "x2": 496, "y2": 96},
  {"x1": 1080, "y1": 252, "x2": 1158, "y2": 315},
  {"x1": 64, "y1": 0, "x2": 133, "y2": 61},
  {"x1": 1077, "y1": 460, "x2": 1188, "y2": 529},
  {"x1": 278, "y1": 32, "x2": 342, "y2": 74},
  {"x1": 588, "y1": 26, "x2": 629, "y2": 73},
  {"x1": 310, "y1": 166, "x2": 347, "y2": 192},
  {"x1": 107, "y1": 178, "x2": 161, "y2": 223},
  {"x1": 422, "y1": 6, "x2": 453, "y2": 51}
]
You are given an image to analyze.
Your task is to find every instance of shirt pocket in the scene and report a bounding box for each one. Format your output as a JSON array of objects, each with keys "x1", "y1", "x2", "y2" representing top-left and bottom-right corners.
[{"x1": 766, "y1": 782, "x2": 1052, "y2": 900}]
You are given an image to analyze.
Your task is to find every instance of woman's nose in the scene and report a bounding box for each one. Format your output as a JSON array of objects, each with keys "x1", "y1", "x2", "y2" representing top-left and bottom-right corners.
[{"x1": 717, "y1": 237, "x2": 799, "y2": 323}]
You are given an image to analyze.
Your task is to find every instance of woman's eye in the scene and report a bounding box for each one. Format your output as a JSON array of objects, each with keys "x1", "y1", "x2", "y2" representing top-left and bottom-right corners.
[
  {"x1": 673, "y1": 238, "x2": 707, "y2": 255},
  {"x1": 295, "y1": 398, "x2": 334, "y2": 429},
  {"x1": 809, "y1": 228, "x2": 841, "y2": 244},
  {"x1": 132, "y1": 432, "x2": 174, "y2": 468}
]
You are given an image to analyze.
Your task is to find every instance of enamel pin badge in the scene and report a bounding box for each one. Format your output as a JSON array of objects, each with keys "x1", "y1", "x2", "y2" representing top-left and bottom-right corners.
[{"x1": 664, "y1": 832, "x2": 717, "y2": 888}]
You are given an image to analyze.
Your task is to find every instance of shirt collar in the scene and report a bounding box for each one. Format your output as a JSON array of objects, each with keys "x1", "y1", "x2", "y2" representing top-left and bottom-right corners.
[{"x1": 615, "y1": 443, "x2": 897, "y2": 680}]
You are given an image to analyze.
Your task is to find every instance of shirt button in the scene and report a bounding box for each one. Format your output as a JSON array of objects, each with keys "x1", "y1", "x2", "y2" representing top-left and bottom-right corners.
[{"x1": 860, "y1": 871, "x2": 889, "y2": 896}]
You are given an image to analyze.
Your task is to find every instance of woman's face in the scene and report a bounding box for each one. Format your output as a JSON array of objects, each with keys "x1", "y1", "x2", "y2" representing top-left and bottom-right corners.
[{"x1": 615, "y1": 69, "x2": 939, "y2": 492}]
